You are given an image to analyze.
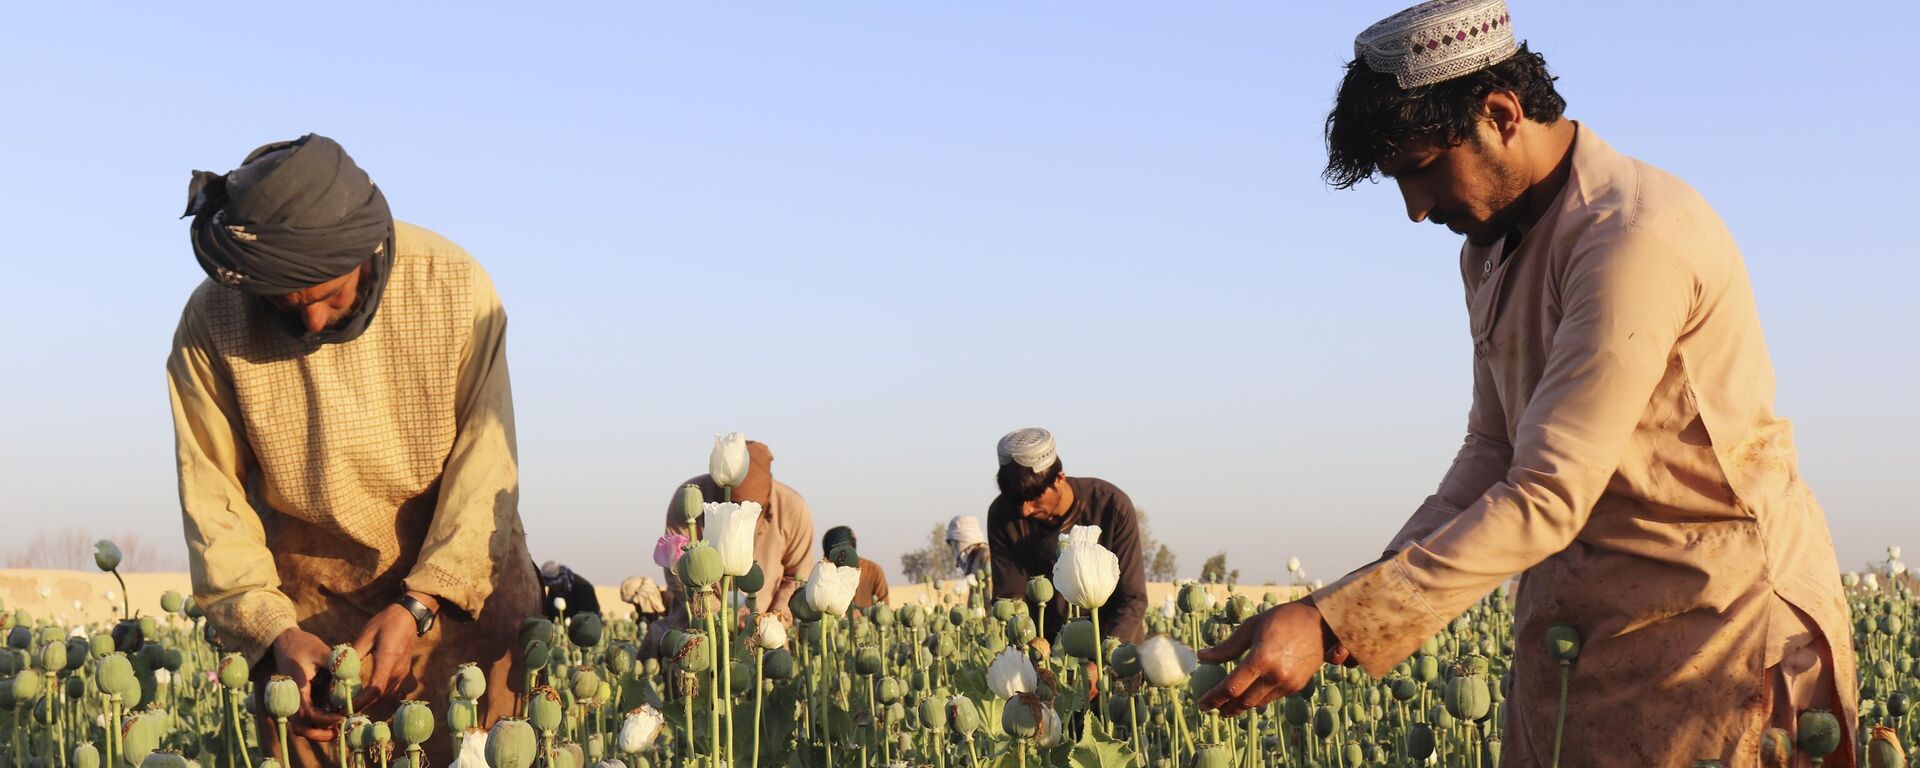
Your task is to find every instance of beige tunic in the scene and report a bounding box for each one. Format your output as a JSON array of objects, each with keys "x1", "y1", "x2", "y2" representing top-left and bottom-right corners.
[
  {"x1": 1312, "y1": 125, "x2": 1857, "y2": 765},
  {"x1": 169, "y1": 222, "x2": 539, "y2": 764}
]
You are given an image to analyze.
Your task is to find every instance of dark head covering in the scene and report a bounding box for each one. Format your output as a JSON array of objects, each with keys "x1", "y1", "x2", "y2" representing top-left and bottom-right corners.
[
  {"x1": 183, "y1": 134, "x2": 395, "y2": 344},
  {"x1": 824, "y1": 526, "x2": 858, "y2": 567}
]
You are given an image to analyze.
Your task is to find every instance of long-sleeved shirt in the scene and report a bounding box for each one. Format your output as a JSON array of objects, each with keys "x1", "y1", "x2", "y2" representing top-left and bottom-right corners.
[
  {"x1": 169, "y1": 221, "x2": 536, "y2": 665},
  {"x1": 1310, "y1": 124, "x2": 1856, "y2": 765},
  {"x1": 853, "y1": 557, "x2": 890, "y2": 609},
  {"x1": 662, "y1": 475, "x2": 814, "y2": 613},
  {"x1": 988, "y1": 476, "x2": 1148, "y2": 643}
]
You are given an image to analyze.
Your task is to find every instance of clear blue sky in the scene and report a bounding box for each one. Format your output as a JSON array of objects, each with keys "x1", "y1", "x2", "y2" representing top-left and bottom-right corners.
[{"x1": 2, "y1": 3, "x2": 1914, "y2": 588}]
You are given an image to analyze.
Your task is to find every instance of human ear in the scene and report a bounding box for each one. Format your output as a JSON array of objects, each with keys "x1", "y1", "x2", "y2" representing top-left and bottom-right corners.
[{"x1": 1483, "y1": 90, "x2": 1525, "y2": 144}]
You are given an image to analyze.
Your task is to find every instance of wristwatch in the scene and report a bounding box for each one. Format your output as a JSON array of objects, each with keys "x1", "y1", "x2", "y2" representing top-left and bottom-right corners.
[{"x1": 397, "y1": 593, "x2": 437, "y2": 637}]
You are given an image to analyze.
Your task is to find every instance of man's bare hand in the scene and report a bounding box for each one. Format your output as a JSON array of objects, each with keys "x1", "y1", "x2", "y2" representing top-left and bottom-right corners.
[
  {"x1": 269, "y1": 627, "x2": 342, "y2": 741},
  {"x1": 350, "y1": 596, "x2": 425, "y2": 711},
  {"x1": 1195, "y1": 601, "x2": 1354, "y2": 717}
]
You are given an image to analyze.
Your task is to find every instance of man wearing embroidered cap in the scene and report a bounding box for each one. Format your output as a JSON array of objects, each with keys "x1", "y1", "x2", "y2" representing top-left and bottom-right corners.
[
  {"x1": 986, "y1": 428, "x2": 1148, "y2": 642},
  {"x1": 169, "y1": 134, "x2": 540, "y2": 766},
  {"x1": 1196, "y1": 3, "x2": 1857, "y2": 764}
]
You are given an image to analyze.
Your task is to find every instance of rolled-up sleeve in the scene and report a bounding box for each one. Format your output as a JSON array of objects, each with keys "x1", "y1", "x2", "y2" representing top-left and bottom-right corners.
[
  {"x1": 1315, "y1": 224, "x2": 1694, "y2": 676},
  {"x1": 405, "y1": 266, "x2": 519, "y2": 619},
  {"x1": 170, "y1": 300, "x2": 297, "y2": 664}
]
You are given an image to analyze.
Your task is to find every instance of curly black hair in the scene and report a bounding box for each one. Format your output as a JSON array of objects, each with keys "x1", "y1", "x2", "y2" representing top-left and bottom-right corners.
[{"x1": 1324, "y1": 43, "x2": 1566, "y2": 189}]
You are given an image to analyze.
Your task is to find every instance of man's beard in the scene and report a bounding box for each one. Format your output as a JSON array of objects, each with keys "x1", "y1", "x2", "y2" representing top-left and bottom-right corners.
[{"x1": 1465, "y1": 150, "x2": 1533, "y2": 246}]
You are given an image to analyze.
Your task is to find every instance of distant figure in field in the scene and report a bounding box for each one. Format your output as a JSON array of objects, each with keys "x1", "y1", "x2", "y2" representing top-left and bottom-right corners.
[
  {"x1": 822, "y1": 525, "x2": 890, "y2": 609},
  {"x1": 986, "y1": 428, "x2": 1148, "y2": 643},
  {"x1": 539, "y1": 560, "x2": 600, "y2": 621}
]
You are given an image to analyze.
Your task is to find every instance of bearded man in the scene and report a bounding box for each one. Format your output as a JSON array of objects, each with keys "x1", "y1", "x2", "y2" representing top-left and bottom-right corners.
[
  {"x1": 169, "y1": 135, "x2": 539, "y2": 765},
  {"x1": 1197, "y1": 3, "x2": 1857, "y2": 765}
]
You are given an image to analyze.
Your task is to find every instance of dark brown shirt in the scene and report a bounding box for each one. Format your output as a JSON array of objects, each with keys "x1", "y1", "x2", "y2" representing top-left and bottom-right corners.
[{"x1": 987, "y1": 476, "x2": 1147, "y2": 642}]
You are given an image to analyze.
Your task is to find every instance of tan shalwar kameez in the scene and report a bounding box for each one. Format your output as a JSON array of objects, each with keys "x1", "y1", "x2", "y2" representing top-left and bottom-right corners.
[
  {"x1": 662, "y1": 475, "x2": 815, "y2": 614},
  {"x1": 169, "y1": 222, "x2": 540, "y2": 766},
  {"x1": 1311, "y1": 124, "x2": 1857, "y2": 766}
]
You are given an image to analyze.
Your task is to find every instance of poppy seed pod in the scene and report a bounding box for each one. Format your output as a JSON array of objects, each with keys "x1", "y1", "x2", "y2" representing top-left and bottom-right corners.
[
  {"x1": 1795, "y1": 709, "x2": 1841, "y2": 759},
  {"x1": 1545, "y1": 624, "x2": 1581, "y2": 665},
  {"x1": 71, "y1": 742, "x2": 100, "y2": 768},
  {"x1": 569, "y1": 613, "x2": 604, "y2": 649},
  {"x1": 1405, "y1": 722, "x2": 1436, "y2": 760},
  {"x1": 1192, "y1": 744, "x2": 1234, "y2": 768},
  {"x1": 854, "y1": 647, "x2": 883, "y2": 676},
  {"x1": 487, "y1": 718, "x2": 540, "y2": 768},
  {"x1": 948, "y1": 694, "x2": 982, "y2": 735},
  {"x1": 121, "y1": 710, "x2": 165, "y2": 766},
  {"x1": 95, "y1": 653, "x2": 135, "y2": 701},
  {"x1": 260, "y1": 675, "x2": 299, "y2": 719},
  {"x1": 1178, "y1": 582, "x2": 1209, "y2": 614},
  {"x1": 992, "y1": 599, "x2": 1021, "y2": 622},
  {"x1": 1188, "y1": 663, "x2": 1228, "y2": 701},
  {"x1": 1313, "y1": 705, "x2": 1338, "y2": 738},
  {"x1": 216, "y1": 653, "x2": 249, "y2": 690},
  {"x1": 454, "y1": 663, "x2": 488, "y2": 700},
  {"x1": 1000, "y1": 692, "x2": 1044, "y2": 739},
  {"x1": 678, "y1": 484, "x2": 705, "y2": 526},
  {"x1": 36, "y1": 641, "x2": 66, "y2": 673},
  {"x1": 343, "y1": 715, "x2": 374, "y2": 751},
  {"x1": 528, "y1": 686, "x2": 565, "y2": 733},
  {"x1": 8, "y1": 669, "x2": 42, "y2": 701},
  {"x1": 1060, "y1": 619, "x2": 1099, "y2": 661},
  {"x1": 1444, "y1": 674, "x2": 1491, "y2": 722},
  {"x1": 447, "y1": 697, "x2": 478, "y2": 733},
  {"x1": 735, "y1": 563, "x2": 766, "y2": 595},
  {"x1": 140, "y1": 750, "x2": 191, "y2": 768},
  {"x1": 394, "y1": 700, "x2": 434, "y2": 745},
  {"x1": 329, "y1": 644, "x2": 362, "y2": 683},
  {"x1": 570, "y1": 669, "x2": 601, "y2": 701},
  {"x1": 1109, "y1": 642, "x2": 1141, "y2": 678},
  {"x1": 93, "y1": 540, "x2": 122, "y2": 572},
  {"x1": 1004, "y1": 615, "x2": 1037, "y2": 647},
  {"x1": 1867, "y1": 725, "x2": 1905, "y2": 768},
  {"x1": 878, "y1": 676, "x2": 904, "y2": 704},
  {"x1": 677, "y1": 544, "x2": 724, "y2": 591},
  {"x1": 763, "y1": 648, "x2": 795, "y2": 680},
  {"x1": 1026, "y1": 576, "x2": 1054, "y2": 606}
]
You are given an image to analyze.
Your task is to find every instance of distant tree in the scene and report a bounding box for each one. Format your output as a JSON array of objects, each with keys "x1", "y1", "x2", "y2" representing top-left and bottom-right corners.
[
  {"x1": 900, "y1": 524, "x2": 958, "y2": 584},
  {"x1": 1148, "y1": 544, "x2": 1179, "y2": 583},
  {"x1": 1200, "y1": 552, "x2": 1228, "y2": 584}
]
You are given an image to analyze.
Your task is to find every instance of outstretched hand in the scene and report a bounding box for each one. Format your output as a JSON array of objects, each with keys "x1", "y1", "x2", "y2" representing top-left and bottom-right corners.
[
  {"x1": 268, "y1": 627, "x2": 343, "y2": 741},
  {"x1": 1195, "y1": 600, "x2": 1355, "y2": 717},
  {"x1": 350, "y1": 597, "x2": 426, "y2": 711}
]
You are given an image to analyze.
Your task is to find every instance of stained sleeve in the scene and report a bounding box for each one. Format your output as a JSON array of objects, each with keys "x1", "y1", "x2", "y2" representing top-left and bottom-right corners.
[
  {"x1": 404, "y1": 265, "x2": 521, "y2": 619},
  {"x1": 1313, "y1": 224, "x2": 1695, "y2": 676},
  {"x1": 169, "y1": 298, "x2": 297, "y2": 664}
]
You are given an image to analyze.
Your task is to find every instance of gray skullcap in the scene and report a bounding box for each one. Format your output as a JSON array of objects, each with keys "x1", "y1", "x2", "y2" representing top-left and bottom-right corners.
[
  {"x1": 996, "y1": 428, "x2": 1057, "y2": 475},
  {"x1": 1355, "y1": 0, "x2": 1517, "y2": 89}
]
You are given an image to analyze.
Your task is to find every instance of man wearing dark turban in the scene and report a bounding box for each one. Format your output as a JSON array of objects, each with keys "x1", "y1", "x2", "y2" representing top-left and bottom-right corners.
[{"x1": 168, "y1": 135, "x2": 540, "y2": 766}]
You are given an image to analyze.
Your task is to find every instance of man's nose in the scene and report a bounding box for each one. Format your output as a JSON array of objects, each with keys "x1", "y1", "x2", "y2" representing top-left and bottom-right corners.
[
  {"x1": 303, "y1": 304, "x2": 330, "y2": 333},
  {"x1": 1397, "y1": 178, "x2": 1432, "y2": 223}
]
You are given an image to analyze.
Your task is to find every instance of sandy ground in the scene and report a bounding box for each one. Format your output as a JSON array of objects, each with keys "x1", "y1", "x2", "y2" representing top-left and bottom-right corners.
[{"x1": 2, "y1": 568, "x2": 1304, "y2": 629}]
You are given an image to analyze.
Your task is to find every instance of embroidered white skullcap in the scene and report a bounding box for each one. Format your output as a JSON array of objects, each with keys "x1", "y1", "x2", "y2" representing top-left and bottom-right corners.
[
  {"x1": 996, "y1": 428, "x2": 1057, "y2": 474},
  {"x1": 1355, "y1": 0, "x2": 1517, "y2": 89},
  {"x1": 947, "y1": 515, "x2": 987, "y2": 548}
]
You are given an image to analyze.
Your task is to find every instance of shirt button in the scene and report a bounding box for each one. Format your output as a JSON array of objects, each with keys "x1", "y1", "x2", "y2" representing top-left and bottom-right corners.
[{"x1": 1482, "y1": 258, "x2": 1494, "y2": 277}]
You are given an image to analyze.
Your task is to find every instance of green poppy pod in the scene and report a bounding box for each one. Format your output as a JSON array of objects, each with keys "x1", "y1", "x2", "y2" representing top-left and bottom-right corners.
[
  {"x1": 1061, "y1": 619, "x2": 1099, "y2": 661},
  {"x1": 980, "y1": 631, "x2": 1008, "y2": 655},
  {"x1": 447, "y1": 697, "x2": 478, "y2": 733},
  {"x1": 1178, "y1": 583, "x2": 1209, "y2": 614},
  {"x1": 64, "y1": 673, "x2": 86, "y2": 701},
  {"x1": 262, "y1": 675, "x2": 299, "y2": 719},
  {"x1": 89, "y1": 633, "x2": 114, "y2": 660},
  {"x1": 1411, "y1": 654, "x2": 1440, "y2": 683},
  {"x1": 1391, "y1": 677, "x2": 1419, "y2": 702},
  {"x1": 878, "y1": 676, "x2": 904, "y2": 704},
  {"x1": 393, "y1": 700, "x2": 434, "y2": 745},
  {"x1": 901, "y1": 603, "x2": 926, "y2": 629},
  {"x1": 932, "y1": 632, "x2": 957, "y2": 659},
  {"x1": 37, "y1": 640, "x2": 66, "y2": 673},
  {"x1": 1026, "y1": 576, "x2": 1055, "y2": 606},
  {"x1": 1795, "y1": 709, "x2": 1841, "y2": 758},
  {"x1": 1187, "y1": 664, "x2": 1228, "y2": 701},
  {"x1": 343, "y1": 715, "x2": 375, "y2": 751},
  {"x1": 1001, "y1": 693, "x2": 1043, "y2": 739},
  {"x1": 95, "y1": 653, "x2": 136, "y2": 700},
  {"x1": 570, "y1": 669, "x2": 601, "y2": 701},
  {"x1": 1201, "y1": 619, "x2": 1233, "y2": 647},
  {"x1": 139, "y1": 750, "x2": 191, "y2": 768},
  {"x1": 789, "y1": 590, "x2": 822, "y2": 623},
  {"x1": 677, "y1": 545, "x2": 723, "y2": 590},
  {"x1": 1005, "y1": 615, "x2": 1037, "y2": 646},
  {"x1": 674, "y1": 633, "x2": 711, "y2": 673},
  {"x1": 1342, "y1": 741, "x2": 1364, "y2": 767},
  {"x1": 1320, "y1": 684, "x2": 1343, "y2": 709},
  {"x1": 854, "y1": 646, "x2": 883, "y2": 676},
  {"x1": 763, "y1": 648, "x2": 796, "y2": 680},
  {"x1": 605, "y1": 645, "x2": 635, "y2": 679},
  {"x1": 729, "y1": 660, "x2": 752, "y2": 695},
  {"x1": 121, "y1": 710, "x2": 165, "y2": 766},
  {"x1": 372, "y1": 721, "x2": 393, "y2": 747},
  {"x1": 735, "y1": 563, "x2": 766, "y2": 595},
  {"x1": 329, "y1": 677, "x2": 356, "y2": 711},
  {"x1": 1405, "y1": 723, "x2": 1436, "y2": 760},
  {"x1": 1545, "y1": 624, "x2": 1582, "y2": 665},
  {"x1": 94, "y1": 540, "x2": 123, "y2": 572},
  {"x1": 1445, "y1": 674, "x2": 1491, "y2": 721},
  {"x1": 1192, "y1": 744, "x2": 1233, "y2": 768},
  {"x1": 1431, "y1": 703, "x2": 1457, "y2": 730},
  {"x1": 920, "y1": 697, "x2": 948, "y2": 730},
  {"x1": 584, "y1": 733, "x2": 605, "y2": 763},
  {"x1": 487, "y1": 718, "x2": 540, "y2": 768},
  {"x1": 138, "y1": 616, "x2": 158, "y2": 638},
  {"x1": 159, "y1": 591, "x2": 185, "y2": 615},
  {"x1": 1109, "y1": 643, "x2": 1141, "y2": 679},
  {"x1": 213, "y1": 653, "x2": 248, "y2": 690},
  {"x1": 1312, "y1": 705, "x2": 1337, "y2": 738},
  {"x1": 524, "y1": 640, "x2": 551, "y2": 670},
  {"x1": 9, "y1": 668, "x2": 43, "y2": 701},
  {"x1": 872, "y1": 603, "x2": 896, "y2": 628},
  {"x1": 528, "y1": 686, "x2": 565, "y2": 732},
  {"x1": 1225, "y1": 594, "x2": 1256, "y2": 624},
  {"x1": 5, "y1": 626, "x2": 29, "y2": 651},
  {"x1": 569, "y1": 613, "x2": 604, "y2": 649},
  {"x1": 948, "y1": 696, "x2": 982, "y2": 735},
  {"x1": 1886, "y1": 691, "x2": 1908, "y2": 717},
  {"x1": 520, "y1": 618, "x2": 556, "y2": 652},
  {"x1": 61, "y1": 638, "x2": 86, "y2": 673},
  {"x1": 71, "y1": 742, "x2": 100, "y2": 768},
  {"x1": 1283, "y1": 695, "x2": 1310, "y2": 726},
  {"x1": 327, "y1": 644, "x2": 361, "y2": 684},
  {"x1": 453, "y1": 662, "x2": 487, "y2": 700},
  {"x1": 991, "y1": 599, "x2": 1021, "y2": 622},
  {"x1": 949, "y1": 607, "x2": 968, "y2": 627}
]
